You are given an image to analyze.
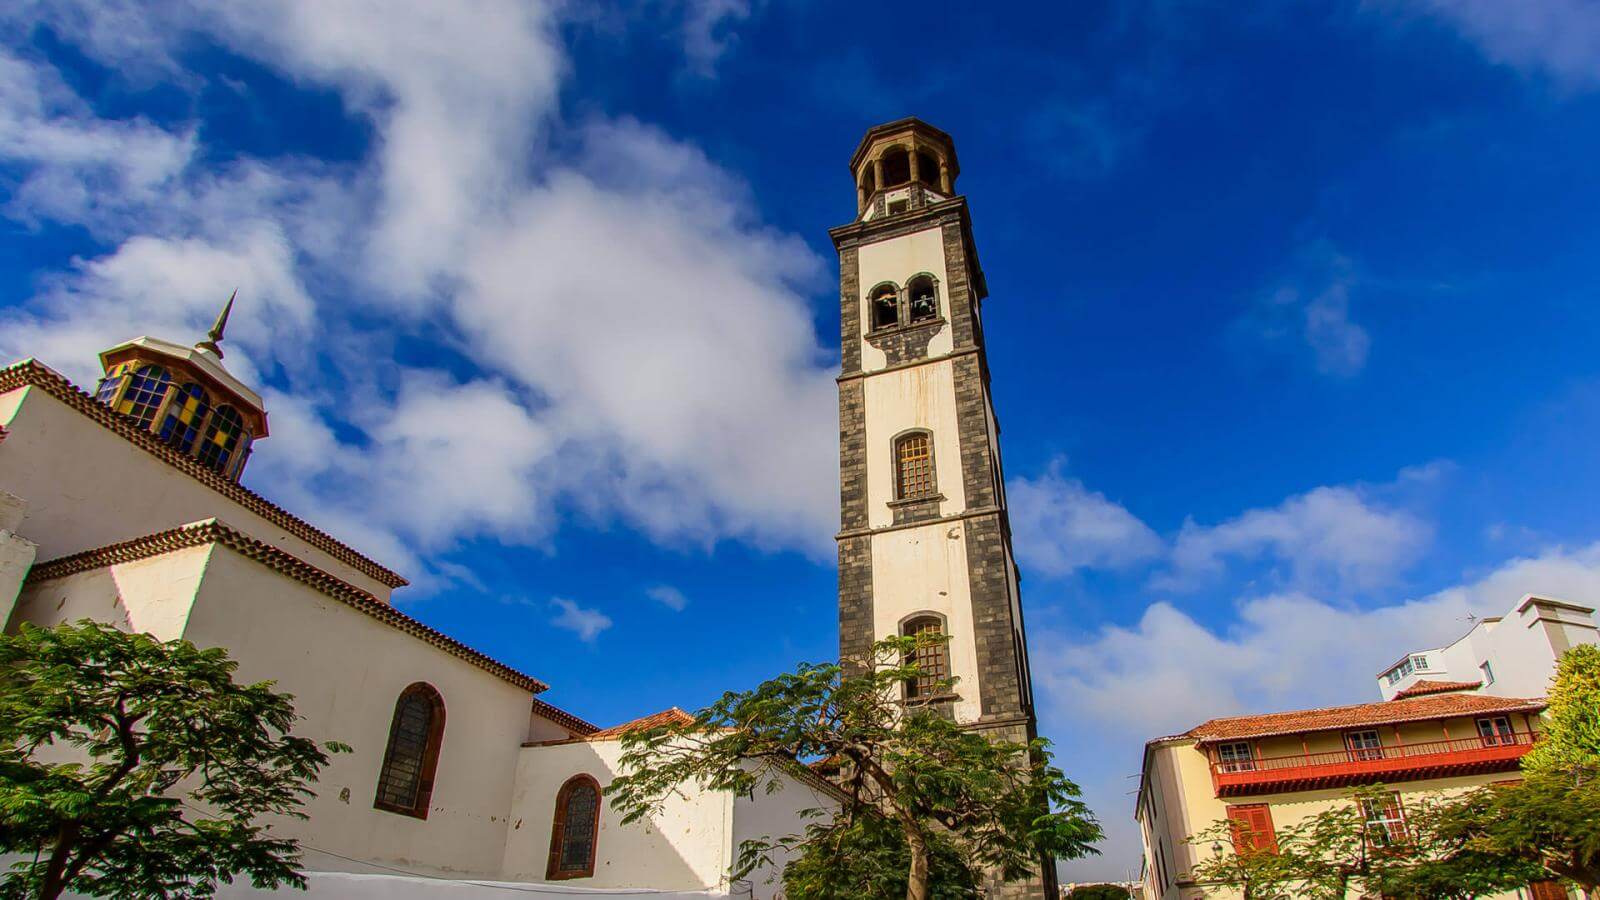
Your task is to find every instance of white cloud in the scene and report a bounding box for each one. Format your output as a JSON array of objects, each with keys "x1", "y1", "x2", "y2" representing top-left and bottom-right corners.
[
  {"x1": 646, "y1": 585, "x2": 690, "y2": 611},
  {"x1": 1156, "y1": 484, "x2": 1431, "y2": 592},
  {"x1": 1009, "y1": 461, "x2": 1162, "y2": 577},
  {"x1": 676, "y1": 0, "x2": 753, "y2": 76},
  {"x1": 550, "y1": 597, "x2": 613, "y2": 642},
  {"x1": 1388, "y1": 0, "x2": 1600, "y2": 90},
  {"x1": 1244, "y1": 245, "x2": 1370, "y2": 377},
  {"x1": 1045, "y1": 539, "x2": 1600, "y2": 881}
]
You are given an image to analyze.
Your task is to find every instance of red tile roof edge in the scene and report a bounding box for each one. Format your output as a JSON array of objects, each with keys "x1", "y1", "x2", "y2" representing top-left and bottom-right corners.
[
  {"x1": 1185, "y1": 693, "x2": 1546, "y2": 743},
  {"x1": 530, "y1": 697, "x2": 599, "y2": 736},
  {"x1": 1391, "y1": 679, "x2": 1484, "y2": 700}
]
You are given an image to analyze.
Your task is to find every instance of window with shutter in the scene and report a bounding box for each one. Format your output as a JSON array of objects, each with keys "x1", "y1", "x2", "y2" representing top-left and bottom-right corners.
[
  {"x1": 895, "y1": 432, "x2": 935, "y2": 500},
  {"x1": 373, "y1": 683, "x2": 446, "y2": 818},
  {"x1": 1226, "y1": 804, "x2": 1278, "y2": 854},
  {"x1": 901, "y1": 615, "x2": 949, "y2": 700},
  {"x1": 547, "y1": 775, "x2": 602, "y2": 879}
]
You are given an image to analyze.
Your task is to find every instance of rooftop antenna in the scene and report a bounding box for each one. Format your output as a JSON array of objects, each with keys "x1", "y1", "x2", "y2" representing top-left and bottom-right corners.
[{"x1": 195, "y1": 288, "x2": 236, "y2": 358}]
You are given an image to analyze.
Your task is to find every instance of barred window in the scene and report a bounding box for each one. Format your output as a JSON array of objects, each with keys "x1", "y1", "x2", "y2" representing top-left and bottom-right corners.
[
  {"x1": 374, "y1": 683, "x2": 446, "y2": 818},
  {"x1": 158, "y1": 383, "x2": 211, "y2": 454},
  {"x1": 547, "y1": 775, "x2": 602, "y2": 879},
  {"x1": 197, "y1": 405, "x2": 247, "y2": 475},
  {"x1": 895, "y1": 432, "x2": 934, "y2": 500},
  {"x1": 902, "y1": 615, "x2": 948, "y2": 700},
  {"x1": 114, "y1": 365, "x2": 172, "y2": 429}
]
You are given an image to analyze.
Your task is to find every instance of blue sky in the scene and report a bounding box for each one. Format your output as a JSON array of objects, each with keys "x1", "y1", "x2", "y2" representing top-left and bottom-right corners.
[{"x1": 4, "y1": 0, "x2": 1600, "y2": 881}]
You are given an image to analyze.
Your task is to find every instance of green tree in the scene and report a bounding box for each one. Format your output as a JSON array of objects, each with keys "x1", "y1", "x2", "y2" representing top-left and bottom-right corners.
[
  {"x1": 0, "y1": 621, "x2": 347, "y2": 900},
  {"x1": 1524, "y1": 643, "x2": 1600, "y2": 775},
  {"x1": 1185, "y1": 818, "x2": 1300, "y2": 900},
  {"x1": 606, "y1": 634, "x2": 1102, "y2": 900},
  {"x1": 1433, "y1": 775, "x2": 1599, "y2": 898}
]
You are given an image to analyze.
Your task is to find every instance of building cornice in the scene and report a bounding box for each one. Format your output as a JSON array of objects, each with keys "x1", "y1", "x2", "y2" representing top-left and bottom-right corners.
[
  {"x1": 530, "y1": 697, "x2": 599, "y2": 736},
  {"x1": 24, "y1": 518, "x2": 544, "y2": 692},
  {"x1": 0, "y1": 359, "x2": 407, "y2": 588},
  {"x1": 828, "y1": 198, "x2": 987, "y2": 301}
]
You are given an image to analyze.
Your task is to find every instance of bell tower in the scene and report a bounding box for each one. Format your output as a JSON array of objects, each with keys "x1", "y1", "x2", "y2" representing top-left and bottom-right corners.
[{"x1": 831, "y1": 119, "x2": 1051, "y2": 897}]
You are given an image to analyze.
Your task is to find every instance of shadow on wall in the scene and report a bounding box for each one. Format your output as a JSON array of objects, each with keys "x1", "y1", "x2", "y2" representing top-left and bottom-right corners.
[{"x1": 205, "y1": 870, "x2": 723, "y2": 897}]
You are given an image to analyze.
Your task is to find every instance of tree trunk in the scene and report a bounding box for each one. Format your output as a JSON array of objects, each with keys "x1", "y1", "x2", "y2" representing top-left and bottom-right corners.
[
  {"x1": 39, "y1": 822, "x2": 79, "y2": 900},
  {"x1": 904, "y1": 827, "x2": 930, "y2": 900}
]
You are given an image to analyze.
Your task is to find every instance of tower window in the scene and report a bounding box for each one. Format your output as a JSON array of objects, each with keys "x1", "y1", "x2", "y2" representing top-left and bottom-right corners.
[
  {"x1": 870, "y1": 284, "x2": 900, "y2": 330},
  {"x1": 902, "y1": 615, "x2": 948, "y2": 700},
  {"x1": 916, "y1": 150, "x2": 940, "y2": 188},
  {"x1": 197, "y1": 405, "x2": 248, "y2": 475},
  {"x1": 375, "y1": 683, "x2": 446, "y2": 818},
  {"x1": 907, "y1": 275, "x2": 938, "y2": 322},
  {"x1": 895, "y1": 431, "x2": 935, "y2": 500},
  {"x1": 547, "y1": 775, "x2": 602, "y2": 879},
  {"x1": 114, "y1": 365, "x2": 173, "y2": 429},
  {"x1": 158, "y1": 383, "x2": 211, "y2": 454},
  {"x1": 881, "y1": 148, "x2": 911, "y2": 187}
]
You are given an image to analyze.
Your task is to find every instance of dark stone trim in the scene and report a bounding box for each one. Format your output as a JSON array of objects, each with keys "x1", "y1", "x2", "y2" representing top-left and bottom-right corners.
[
  {"x1": 953, "y1": 353, "x2": 998, "y2": 510},
  {"x1": 838, "y1": 379, "x2": 868, "y2": 531},
  {"x1": 865, "y1": 317, "x2": 945, "y2": 365},
  {"x1": 836, "y1": 347, "x2": 980, "y2": 384},
  {"x1": 942, "y1": 219, "x2": 978, "y2": 351},
  {"x1": 836, "y1": 534, "x2": 874, "y2": 678},
  {"x1": 889, "y1": 494, "x2": 944, "y2": 526},
  {"x1": 838, "y1": 246, "x2": 861, "y2": 376},
  {"x1": 965, "y1": 513, "x2": 1023, "y2": 719}
]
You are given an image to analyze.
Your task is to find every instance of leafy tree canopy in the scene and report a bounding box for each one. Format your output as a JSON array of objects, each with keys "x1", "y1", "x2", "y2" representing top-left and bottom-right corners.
[
  {"x1": 0, "y1": 621, "x2": 346, "y2": 900},
  {"x1": 606, "y1": 634, "x2": 1102, "y2": 900},
  {"x1": 1524, "y1": 643, "x2": 1600, "y2": 776}
]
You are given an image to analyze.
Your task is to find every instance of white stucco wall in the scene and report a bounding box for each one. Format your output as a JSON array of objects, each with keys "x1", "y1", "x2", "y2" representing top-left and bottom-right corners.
[
  {"x1": 0, "y1": 385, "x2": 396, "y2": 600},
  {"x1": 501, "y1": 740, "x2": 733, "y2": 891},
  {"x1": 730, "y1": 770, "x2": 840, "y2": 900},
  {"x1": 1380, "y1": 594, "x2": 1599, "y2": 700},
  {"x1": 11, "y1": 543, "x2": 214, "y2": 639},
  {"x1": 870, "y1": 520, "x2": 985, "y2": 723},
  {"x1": 0, "y1": 489, "x2": 38, "y2": 628},
  {"x1": 855, "y1": 226, "x2": 954, "y2": 375},
  {"x1": 862, "y1": 360, "x2": 966, "y2": 527}
]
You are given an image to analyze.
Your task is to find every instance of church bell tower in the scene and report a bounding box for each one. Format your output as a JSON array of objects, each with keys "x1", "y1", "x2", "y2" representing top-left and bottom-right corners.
[{"x1": 831, "y1": 118, "x2": 1051, "y2": 896}]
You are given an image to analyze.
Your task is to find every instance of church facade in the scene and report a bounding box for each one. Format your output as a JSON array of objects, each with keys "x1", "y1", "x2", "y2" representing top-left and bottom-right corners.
[{"x1": 0, "y1": 118, "x2": 1053, "y2": 897}]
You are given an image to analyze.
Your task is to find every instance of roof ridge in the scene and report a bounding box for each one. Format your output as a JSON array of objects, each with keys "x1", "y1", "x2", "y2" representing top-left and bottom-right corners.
[{"x1": 0, "y1": 359, "x2": 406, "y2": 588}]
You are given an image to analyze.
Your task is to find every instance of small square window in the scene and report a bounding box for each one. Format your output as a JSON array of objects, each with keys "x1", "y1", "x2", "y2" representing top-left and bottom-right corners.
[{"x1": 1480, "y1": 660, "x2": 1495, "y2": 685}]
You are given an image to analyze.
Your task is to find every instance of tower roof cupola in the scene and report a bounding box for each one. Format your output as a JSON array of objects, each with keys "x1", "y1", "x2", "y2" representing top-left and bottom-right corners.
[
  {"x1": 849, "y1": 117, "x2": 960, "y2": 222},
  {"x1": 92, "y1": 291, "x2": 268, "y2": 482}
]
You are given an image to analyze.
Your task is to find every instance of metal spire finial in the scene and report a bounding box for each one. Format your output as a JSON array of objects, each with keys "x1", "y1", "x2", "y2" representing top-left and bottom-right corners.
[{"x1": 195, "y1": 289, "x2": 236, "y2": 358}]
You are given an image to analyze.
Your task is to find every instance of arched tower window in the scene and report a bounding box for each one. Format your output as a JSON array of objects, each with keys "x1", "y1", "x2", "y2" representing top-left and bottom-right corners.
[
  {"x1": 547, "y1": 775, "x2": 602, "y2": 880},
  {"x1": 881, "y1": 148, "x2": 911, "y2": 187},
  {"x1": 916, "y1": 150, "x2": 940, "y2": 188},
  {"x1": 907, "y1": 274, "x2": 938, "y2": 322},
  {"x1": 114, "y1": 365, "x2": 172, "y2": 429},
  {"x1": 158, "y1": 383, "x2": 211, "y2": 454},
  {"x1": 901, "y1": 615, "x2": 949, "y2": 701},
  {"x1": 870, "y1": 283, "x2": 900, "y2": 330},
  {"x1": 196, "y1": 405, "x2": 248, "y2": 475},
  {"x1": 374, "y1": 683, "x2": 446, "y2": 819},
  {"x1": 894, "y1": 431, "x2": 935, "y2": 500}
]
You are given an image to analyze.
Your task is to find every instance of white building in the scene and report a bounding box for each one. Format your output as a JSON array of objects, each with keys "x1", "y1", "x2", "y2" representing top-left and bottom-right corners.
[{"x1": 1377, "y1": 594, "x2": 1599, "y2": 700}]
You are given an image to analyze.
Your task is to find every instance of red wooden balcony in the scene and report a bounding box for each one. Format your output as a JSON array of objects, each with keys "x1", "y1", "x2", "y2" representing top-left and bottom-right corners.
[{"x1": 1210, "y1": 733, "x2": 1538, "y2": 797}]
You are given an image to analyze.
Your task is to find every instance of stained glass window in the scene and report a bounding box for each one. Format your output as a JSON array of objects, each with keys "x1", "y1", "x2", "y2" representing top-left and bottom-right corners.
[
  {"x1": 374, "y1": 684, "x2": 445, "y2": 818},
  {"x1": 114, "y1": 365, "x2": 172, "y2": 429},
  {"x1": 895, "y1": 432, "x2": 934, "y2": 500},
  {"x1": 903, "y1": 616, "x2": 947, "y2": 700},
  {"x1": 158, "y1": 383, "x2": 210, "y2": 454},
  {"x1": 197, "y1": 405, "x2": 246, "y2": 474},
  {"x1": 549, "y1": 777, "x2": 601, "y2": 879},
  {"x1": 95, "y1": 362, "x2": 134, "y2": 404}
]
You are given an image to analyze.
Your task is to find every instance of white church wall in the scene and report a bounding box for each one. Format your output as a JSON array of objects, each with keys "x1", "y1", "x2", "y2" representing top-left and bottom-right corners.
[
  {"x1": 729, "y1": 768, "x2": 840, "y2": 900},
  {"x1": 501, "y1": 740, "x2": 733, "y2": 892},
  {"x1": 180, "y1": 544, "x2": 532, "y2": 879},
  {"x1": 869, "y1": 520, "x2": 986, "y2": 724},
  {"x1": 0, "y1": 385, "x2": 396, "y2": 601},
  {"x1": 0, "y1": 489, "x2": 38, "y2": 628},
  {"x1": 862, "y1": 360, "x2": 967, "y2": 528},
  {"x1": 855, "y1": 225, "x2": 954, "y2": 374},
  {"x1": 11, "y1": 543, "x2": 214, "y2": 639}
]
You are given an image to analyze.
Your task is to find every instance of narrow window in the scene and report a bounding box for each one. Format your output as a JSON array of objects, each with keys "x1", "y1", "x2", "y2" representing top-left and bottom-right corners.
[
  {"x1": 870, "y1": 284, "x2": 900, "y2": 329},
  {"x1": 547, "y1": 775, "x2": 602, "y2": 879},
  {"x1": 1226, "y1": 804, "x2": 1278, "y2": 854},
  {"x1": 115, "y1": 365, "x2": 173, "y2": 429},
  {"x1": 158, "y1": 383, "x2": 211, "y2": 454},
  {"x1": 901, "y1": 615, "x2": 948, "y2": 700},
  {"x1": 197, "y1": 405, "x2": 247, "y2": 474},
  {"x1": 1361, "y1": 792, "x2": 1408, "y2": 848},
  {"x1": 1479, "y1": 660, "x2": 1496, "y2": 685},
  {"x1": 916, "y1": 150, "x2": 940, "y2": 188},
  {"x1": 881, "y1": 148, "x2": 910, "y2": 186},
  {"x1": 1346, "y1": 730, "x2": 1384, "y2": 762},
  {"x1": 374, "y1": 683, "x2": 446, "y2": 818},
  {"x1": 1477, "y1": 716, "x2": 1514, "y2": 746},
  {"x1": 907, "y1": 275, "x2": 938, "y2": 322},
  {"x1": 1216, "y1": 742, "x2": 1255, "y2": 773},
  {"x1": 895, "y1": 432, "x2": 934, "y2": 500}
]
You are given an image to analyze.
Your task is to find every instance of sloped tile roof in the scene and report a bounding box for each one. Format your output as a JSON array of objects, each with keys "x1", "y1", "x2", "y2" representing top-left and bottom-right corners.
[
  {"x1": 1185, "y1": 692, "x2": 1545, "y2": 743},
  {"x1": 1391, "y1": 679, "x2": 1483, "y2": 700},
  {"x1": 529, "y1": 697, "x2": 599, "y2": 736},
  {"x1": 587, "y1": 707, "x2": 697, "y2": 740}
]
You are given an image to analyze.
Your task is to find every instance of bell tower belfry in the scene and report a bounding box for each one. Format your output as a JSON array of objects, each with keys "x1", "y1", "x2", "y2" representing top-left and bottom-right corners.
[{"x1": 832, "y1": 118, "x2": 1051, "y2": 894}]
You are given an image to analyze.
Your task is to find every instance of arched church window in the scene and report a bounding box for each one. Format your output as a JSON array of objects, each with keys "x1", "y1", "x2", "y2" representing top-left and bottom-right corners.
[
  {"x1": 158, "y1": 383, "x2": 211, "y2": 454},
  {"x1": 870, "y1": 283, "x2": 900, "y2": 330},
  {"x1": 95, "y1": 362, "x2": 133, "y2": 405},
  {"x1": 197, "y1": 405, "x2": 247, "y2": 475},
  {"x1": 894, "y1": 431, "x2": 935, "y2": 500},
  {"x1": 902, "y1": 615, "x2": 948, "y2": 700},
  {"x1": 916, "y1": 150, "x2": 940, "y2": 188},
  {"x1": 881, "y1": 148, "x2": 911, "y2": 187},
  {"x1": 374, "y1": 683, "x2": 446, "y2": 818},
  {"x1": 114, "y1": 365, "x2": 172, "y2": 429},
  {"x1": 547, "y1": 775, "x2": 602, "y2": 880},
  {"x1": 907, "y1": 274, "x2": 938, "y2": 322}
]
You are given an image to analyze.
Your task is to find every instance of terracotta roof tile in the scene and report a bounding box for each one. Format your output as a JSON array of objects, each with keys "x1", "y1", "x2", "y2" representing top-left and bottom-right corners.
[
  {"x1": 1391, "y1": 679, "x2": 1483, "y2": 700},
  {"x1": 587, "y1": 707, "x2": 697, "y2": 740},
  {"x1": 529, "y1": 697, "x2": 598, "y2": 736},
  {"x1": 1185, "y1": 692, "x2": 1545, "y2": 743}
]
